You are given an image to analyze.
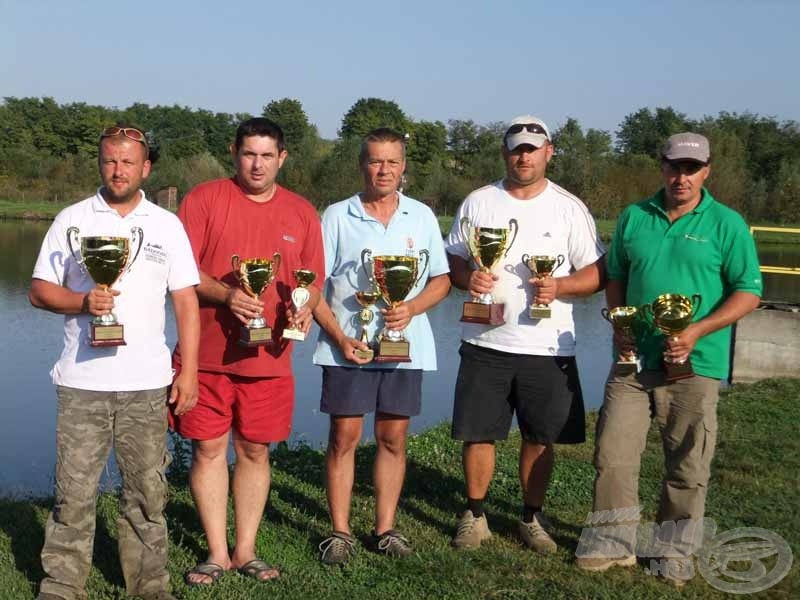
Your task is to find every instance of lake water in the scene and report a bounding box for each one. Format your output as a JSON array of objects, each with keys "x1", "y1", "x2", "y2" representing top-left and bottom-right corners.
[{"x1": 2, "y1": 220, "x2": 798, "y2": 496}]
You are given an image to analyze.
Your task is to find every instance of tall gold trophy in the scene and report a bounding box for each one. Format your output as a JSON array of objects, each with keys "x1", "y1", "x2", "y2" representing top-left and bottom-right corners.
[
  {"x1": 282, "y1": 268, "x2": 316, "y2": 341},
  {"x1": 231, "y1": 252, "x2": 281, "y2": 347},
  {"x1": 521, "y1": 254, "x2": 565, "y2": 319},
  {"x1": 67, "y1": 226, "x2": 144, "y2": 347},
  {"x1": 641, "y1": 293, "x2": 702, "y2": 381},
  {"x1": 460, "y1": 217, "x2": 519, "y2": 325},
  {"x1": 361, "y1": 249, "x2": 430, "y2": 363},
  {"x1": 601, "y1": 305, "x2": 641, "y2": 374}
]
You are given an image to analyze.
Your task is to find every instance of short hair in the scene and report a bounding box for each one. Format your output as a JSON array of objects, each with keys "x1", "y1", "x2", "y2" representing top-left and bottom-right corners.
[
  {"x1": 234, "y1": 117, "x2": 286, "y2": 153},
  {"x1": 359, "y1": 128, "x2": 406, "y2": 164}
]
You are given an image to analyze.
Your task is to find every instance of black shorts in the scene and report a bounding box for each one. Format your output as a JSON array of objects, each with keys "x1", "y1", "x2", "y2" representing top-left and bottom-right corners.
[
  {"x1": 451, "y1": 342, "x2": 585, "y2": 444},
  {"x1": 321, "y1": 366, "x2": 422, "y2": 417}
]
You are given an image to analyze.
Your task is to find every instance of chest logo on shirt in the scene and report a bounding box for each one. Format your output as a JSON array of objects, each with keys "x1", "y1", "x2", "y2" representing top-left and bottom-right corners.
[
  {"x1": 684, "y1": 234, "x2": 708, "y2": 243},
  {"x1": 143, "y1": 243, "x2": 167, "y2": 266},
  {"x1": 283, "y1": 234, "x2": 296, "y2": 243}
]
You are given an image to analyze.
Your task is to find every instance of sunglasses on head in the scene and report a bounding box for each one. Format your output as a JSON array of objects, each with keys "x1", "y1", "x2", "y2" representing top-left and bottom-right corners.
[
  {"x1": 506, "y1": 123, "x2": 547, "y2": 136},
  {"x1": 101, "y1": 126, "x2": 148, "y2": 146}
]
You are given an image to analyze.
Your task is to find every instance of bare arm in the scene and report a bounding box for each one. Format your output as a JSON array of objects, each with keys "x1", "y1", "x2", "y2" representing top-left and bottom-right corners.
[
  {"x1": 535, "y1": 257, "x2": 607, "y2": 304},
  {"x1": 447, "y1": 253, "x2": 495, "y2": 298},
  {"x1": 383, "y1": 273, "x2": 451, "y2": 331},
  {"x1": 196, "y1": 270, "x2": 263, "y2": 326},
  {"x1": 30, "y1": 278, "x2": 117, "y2": 317},
  {"x1": 169, "y1": 286, "x2": 201, "y2": 415}
]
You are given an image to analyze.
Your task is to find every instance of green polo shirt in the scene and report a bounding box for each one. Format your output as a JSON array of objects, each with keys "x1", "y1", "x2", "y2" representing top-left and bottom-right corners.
[{"x1": 607, "y1": 188, "x2": 762, "y2": 379}]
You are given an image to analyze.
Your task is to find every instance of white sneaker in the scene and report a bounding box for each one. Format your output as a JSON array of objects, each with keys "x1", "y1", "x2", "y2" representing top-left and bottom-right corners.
[
  {"x1": 451, "y1": 510, "x2": 492, "y2": 549},
  {"x1": 518, "y1": 512, "x2": 557, "y2": 554}
]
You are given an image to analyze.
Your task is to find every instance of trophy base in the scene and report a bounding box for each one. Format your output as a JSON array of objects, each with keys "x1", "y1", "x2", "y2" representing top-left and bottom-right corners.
[
  {"x1": 615, "y1": 358, "x2": 639, "y2": 376},
  {"x1": 461, "y1": 301, "x2": 505, "y2": 325},
  {"x1": 529, "y1": 305, "x2": 552, "y2": 319},
  {"x1": 354, "y1": 348, "x2": 374, "y2": 362},
  {"x1": 90, "y1": 323, "x2": 126, "y2": 347},
  {"x1": 239, "y1": 326, "x2": 272, "y2": 347},
  {"x1": 374, "y1": 339, "x2": 411, "y2": 363},
  {"x1": 664, "y1": 357, "x2": 694, "y2": 382},
  {"x1": 282, "y1": 327, "x2": 306, "y2": 341}
]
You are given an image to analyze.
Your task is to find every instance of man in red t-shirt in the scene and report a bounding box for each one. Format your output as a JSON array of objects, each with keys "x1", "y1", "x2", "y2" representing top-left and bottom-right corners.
[{"x1": 171, "y1": 118, "x2": 325, "y2": 587}]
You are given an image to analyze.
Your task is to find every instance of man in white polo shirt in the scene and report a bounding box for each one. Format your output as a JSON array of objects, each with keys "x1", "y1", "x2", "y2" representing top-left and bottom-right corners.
[
  {"x1": 445, "y1": 115, "x2": 605, "y2": 554},
  {"x1": 29, "y1": 124, "x2": 200, "y2": 600},
  {"x1": 312, "y1": 128, "x2": 450, "y2": 565}
]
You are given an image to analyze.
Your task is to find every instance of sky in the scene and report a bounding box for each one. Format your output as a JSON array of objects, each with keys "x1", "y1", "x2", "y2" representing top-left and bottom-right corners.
[{"x1": 2, "y1": 0, "x2": 798, "y2": 139}]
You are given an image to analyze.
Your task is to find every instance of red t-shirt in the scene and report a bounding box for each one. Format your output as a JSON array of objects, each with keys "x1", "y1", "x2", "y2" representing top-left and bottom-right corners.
[{"x1": 173, "y1": 178, "x2": 325, "y2": 377}]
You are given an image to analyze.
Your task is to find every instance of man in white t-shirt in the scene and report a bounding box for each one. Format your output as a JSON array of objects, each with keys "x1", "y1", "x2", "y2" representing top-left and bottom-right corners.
[
  {"x1": 29, "y1": 124, "x2": 200, "y2": 600},
  {"x1": 445, "y1": 115, "x2": 605, "y2": 553}
]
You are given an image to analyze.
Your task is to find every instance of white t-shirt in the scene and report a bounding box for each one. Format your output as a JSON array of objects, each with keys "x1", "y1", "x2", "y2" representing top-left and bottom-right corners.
[
  {"x1": 445, "y1": 180, "x2": 604, "y2": 356},
  {"x1": 32, "y1": 191, "x2": 200, "y2": 391}
]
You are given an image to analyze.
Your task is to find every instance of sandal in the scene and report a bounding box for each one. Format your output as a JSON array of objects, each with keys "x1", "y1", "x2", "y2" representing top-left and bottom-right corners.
[
  {"x1": 184, "y1": 561, "x2": 224, "y2": 587},
  {"x1": 237, "y1": 558, "x2": 280, "y2": 582}
]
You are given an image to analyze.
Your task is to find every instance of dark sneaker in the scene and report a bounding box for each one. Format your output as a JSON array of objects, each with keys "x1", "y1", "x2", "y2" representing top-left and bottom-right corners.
[
  {"x1": 372, "y1": 529, "x2": 412, "y2": 557},
  {"x1": 319, "y1": 531, "x2": 356, "y2": 565}
]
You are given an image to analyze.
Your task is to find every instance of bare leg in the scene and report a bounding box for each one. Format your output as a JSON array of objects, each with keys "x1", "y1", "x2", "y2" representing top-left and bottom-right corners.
[
  {"x1": 520, "y1": 441, "x2": 554, "y2": 507},
  {"x1": 463, "y1": 441, "x2": 496, "y2": 500},
  {"x1": 373, "y1": 413, "x2": 409, "y2": 533},
  {"x1": 325, "y1": 416, "x2": 364, "y2": 534}
]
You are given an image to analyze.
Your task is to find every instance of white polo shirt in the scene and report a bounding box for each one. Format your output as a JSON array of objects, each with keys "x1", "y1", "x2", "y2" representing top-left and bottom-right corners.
[
  {"x1": 32, "y1": 191, "x2": 200, "y2": 391},
  {"x1": 445, "y1": 180, "x2": 605, "y2": 356}
]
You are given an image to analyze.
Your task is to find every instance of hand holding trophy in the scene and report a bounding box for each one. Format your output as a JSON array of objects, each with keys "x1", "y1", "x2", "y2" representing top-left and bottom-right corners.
[
  {"x1": 353, "y1": 289, "x2": 381, "y2": 361},
  {"x1": 231, "y1": 252, "x2": 281, "y2": 347},
  {"x1": 283, "y1": 268, "x2": 316, "y2": 341},
  {"x1": 601, "y1": 305, "x2": 641, "y2": 374},
  {"x1": 640, "y1": 293, "x2": 702, "y2": 381},
  {"x1": 522, "y1": 254, "x2": 565, "y2": 319},
  {"x1": 460, "y1": 217, "x2": 518, "y2": 325},
  {"x1": 67, "y1": 226, "x2": 144, "y2": 347},
  {"x1": 361, "y1": 248, "x2": 430, "y2": 363}
]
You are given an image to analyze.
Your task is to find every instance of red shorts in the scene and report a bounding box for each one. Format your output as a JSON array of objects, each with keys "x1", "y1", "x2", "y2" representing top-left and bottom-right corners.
[{"x1": 169, "y1": 367, "x2": 294, "y2": 443}]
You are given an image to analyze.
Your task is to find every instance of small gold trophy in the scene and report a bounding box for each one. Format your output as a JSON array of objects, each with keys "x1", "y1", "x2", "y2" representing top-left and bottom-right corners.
[
  {"x1": 231, "y1": 252, "x2": 281, "y2": 347},
  {"x1": 460, "y1": 217, "x2": 519, "y2": 325},
  {"x1": 522, "y1": 254, "x2": 565, "y2": 319},
  {"x1": 361, "y1": 248, "x2": 430, "y2": 363},
  {"x1": 601, "y1": 305, "x2": 641, "y2": 374},
  {"x1": 353, "y1": 289, "x2": 381, "y2": 361},
  {"x1": 282, "y1": 268, "x2": 316, "y2": 341},
  {"x1": 641, "y1": 293, "x2": 702, "y2": 381},
  {"x1": 67, "y1": 226, "x2": 144, "y2": 347}
]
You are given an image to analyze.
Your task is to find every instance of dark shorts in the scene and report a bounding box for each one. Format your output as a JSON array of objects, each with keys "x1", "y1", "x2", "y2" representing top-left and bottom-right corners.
[
  {"x1": 451, "y1": 342, "x2": 585, "y2": 444},
  {"x1": 321, "y1": 366, "x2": 422, "y2": 417}
]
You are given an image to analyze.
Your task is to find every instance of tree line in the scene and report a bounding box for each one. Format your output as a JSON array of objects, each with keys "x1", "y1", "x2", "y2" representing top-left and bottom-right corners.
[{"x1": 1, "y1": 97, "x2": 799, "y2": 223}]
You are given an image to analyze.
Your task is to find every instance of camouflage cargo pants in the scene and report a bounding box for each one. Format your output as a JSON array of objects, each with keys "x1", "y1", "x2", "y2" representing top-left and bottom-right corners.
[{"x1": 39, "y1": 386, "x2": 172, "y2": 600}]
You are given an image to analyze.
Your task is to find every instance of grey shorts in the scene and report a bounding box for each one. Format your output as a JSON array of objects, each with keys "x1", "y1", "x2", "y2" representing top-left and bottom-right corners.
[
  {"x1": 451, "y1": 342, "x2": 585, "y2": 444},
  {"x1": 320, "y1": 366, "x2": 422, "y2": 417}
]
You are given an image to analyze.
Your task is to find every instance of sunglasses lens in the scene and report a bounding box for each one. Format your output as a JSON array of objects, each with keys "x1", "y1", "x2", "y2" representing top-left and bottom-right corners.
[
  {"x1": 507, "y1": 123, "x2": 545, "y2": 136},
  {"x1": 102, "y1": 127, "x2": 122, "y2": 136},
  {"x1": 507, "y1": 124, "x2": 525, "y2": 135},
  {"x1": 122, "y1": 128, "x2": 145, "y2": 142}
]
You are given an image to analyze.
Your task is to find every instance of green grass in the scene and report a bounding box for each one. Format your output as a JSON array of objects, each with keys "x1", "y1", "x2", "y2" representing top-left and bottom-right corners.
[
  {"x1": 1, "y1": 378, "x2": 798, "y2": 599},
  {"x1": 0, "y1": 199, "x2": 71, "y2": 220}
]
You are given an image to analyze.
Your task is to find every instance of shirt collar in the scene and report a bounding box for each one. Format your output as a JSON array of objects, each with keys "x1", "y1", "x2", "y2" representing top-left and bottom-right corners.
[
  {"x1": 648, "y1": 187, "x2": 714, "y2": 216},
  {"x1": 91, "y1": 188, "x2": 151, "y2": 216},
  {"x1": 347, "y1": 192, "x2": 406, "y2": 222}
]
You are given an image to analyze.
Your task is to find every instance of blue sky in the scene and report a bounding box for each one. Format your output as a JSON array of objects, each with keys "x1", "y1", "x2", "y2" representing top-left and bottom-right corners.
[{"x1": 2, "y1": 0, "x2": 797, "y2": 139}]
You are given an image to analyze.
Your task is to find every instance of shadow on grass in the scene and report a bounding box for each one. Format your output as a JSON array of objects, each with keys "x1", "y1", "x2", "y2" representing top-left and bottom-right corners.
[{"x1": 0, "y1": 498, "x2": 47, "y2": 584}]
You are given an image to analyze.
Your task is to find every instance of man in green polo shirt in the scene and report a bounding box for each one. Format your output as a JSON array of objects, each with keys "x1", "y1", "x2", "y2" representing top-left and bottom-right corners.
[{"x1": 576, "y1": 133, "x2": 762, "y2": 587}]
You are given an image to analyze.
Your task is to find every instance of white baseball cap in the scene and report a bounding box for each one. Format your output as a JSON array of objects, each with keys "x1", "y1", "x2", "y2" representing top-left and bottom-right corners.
[{"x1": 505, "y1": 115, "x2": 551, "y2": 150}]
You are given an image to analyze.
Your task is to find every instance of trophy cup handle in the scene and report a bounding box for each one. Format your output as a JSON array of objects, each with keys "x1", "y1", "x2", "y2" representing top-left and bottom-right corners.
[
  {"x1": 231, "y1": 254, "x2": 241, "y2": 277},
  {"x1": 414, "y1": 249, "x2": 430, "y2": 288},
  {"x1": 504, "y1": 218, "x2": 519, "y2": 256},
  {"x1": 66, "y1": 226, "x2": 83, "y2": 266},
  {"x1": 554, "y1": 254, "x2": 566, "y2": 274},
  {"x1": 361, "y1": 249, "x2": 374, "y2": 285},
  {"x1": 272, "y1": 252, "x2": 282, "y2": 277},
  {"x1": 600, "y1": 307, "x2": 611, "y2": 323},
  {"x1": 126, "y1": 227, "x2": 144, "y2": 272},
  {"x1": 690, "y1": 293, "x2": 702, "y2": 317},
  {"x1": 459, "y1": 216, "x2": 470, "y2": 243},
  {"x1": 521, "y1": 253, "x2": 530, "y2": 267}
]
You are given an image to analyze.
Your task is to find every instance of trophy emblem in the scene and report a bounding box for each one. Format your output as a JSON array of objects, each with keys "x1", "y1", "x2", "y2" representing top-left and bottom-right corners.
[
  {"x1": 361, "y1": 248, "x2": 430, "y2": 363},
  {"x1": 282, "y1": 268, "x2": 316, "y2": 341},
  {"x1": 353, "y1": 289, "x2": 381, "y2": 361},
  {"x1": 641, "y1": 293, "x2": 702, "y2": 381},
  {"x1": 522, "y1": 254, "x2": 565, "y2": 319},
  {"x1": 231, "y1": 252, "x2": 281, "y2": 347},
  {"x1": 460, "y1": 217, "x2": 519, "y2": 325},
  {"x1": 67, "y1": 226, "x2": 144, "y2": 347},
  {"x1": 601, "y1": 305, "x2": 641, "y2": 374}
]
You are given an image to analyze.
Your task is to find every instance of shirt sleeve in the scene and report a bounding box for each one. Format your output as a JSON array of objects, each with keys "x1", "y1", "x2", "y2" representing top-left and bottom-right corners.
[
  {"x1": 301, "y1": 205, "x2": 326, "y2": 281},
  {"x1": 606, "y1": 207, "x2": 631, "y2": 282},
  {"x1": 176, "y1": 186, "x2": 210, "y2": 267},
  {"x1": 32, "y1": 215, "x2": 69, "y2": 286},
  {"x1": 167, "y1": 215, "x2": 201, "y2": 291},
  {"x1": 566, "y1": 198, "x2": 606, "y2": 271},
  {"x1": 424, "y1": 207, "x2": 450, "y2": 277},
  {"x1": 444, "y1": 196, "x2": 471, "y2": 259},
  {"x1": 721, "y1": 216, "x2": 763, "y2": 296}
]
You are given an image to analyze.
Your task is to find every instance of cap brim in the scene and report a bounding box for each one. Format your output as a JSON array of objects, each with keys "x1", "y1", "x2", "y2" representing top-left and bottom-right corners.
[{"x1": 506, "y1": 132, "x2": 548, "y2": 150}]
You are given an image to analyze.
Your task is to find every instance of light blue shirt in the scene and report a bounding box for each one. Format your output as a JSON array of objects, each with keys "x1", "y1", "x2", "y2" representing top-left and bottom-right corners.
[{"x1": 313, "y1": 193, "x2": 449, "y2": 370}]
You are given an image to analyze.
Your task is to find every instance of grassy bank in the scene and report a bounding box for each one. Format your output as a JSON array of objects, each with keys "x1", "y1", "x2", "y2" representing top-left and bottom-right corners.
[{"x1": 1, "y1": 378, "x2": 797, "y2": 599}]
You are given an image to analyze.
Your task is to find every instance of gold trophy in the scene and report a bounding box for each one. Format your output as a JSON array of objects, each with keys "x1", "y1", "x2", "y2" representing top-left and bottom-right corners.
[
  {"x1": 460, "y1": 217, "x2": 519, "y2": 325},
  {"x1": 641, "y1": 293, "x2": 702, "y2": 381},
  {"x1": 282, "y1": 268, "x2": 316, "y2": 341},
  {"x1": 361, "y1": 248, "x2": 430, "y2": 363},
  {"x1": 231, "y1": 252, "x2": 281, "y2": 347},
  {"x1": 522, "y1": 254, "x2": 565, "y2": 319},
  {"x1": 67, "y1": 226, "x2": 144, "y2": 347},
  {"x1": 353, "y1": 289, "x2": 381, "y2": 361},
  {"x1": 601, "y1": 305, "x2": 641, "y2": 374}
]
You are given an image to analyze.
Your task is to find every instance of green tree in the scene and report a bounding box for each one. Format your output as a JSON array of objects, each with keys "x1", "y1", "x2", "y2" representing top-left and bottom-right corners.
[
  {"x1": 339, "y1": 98, "x2": 409, "y2": 140},
  {"x1": 262, "y1": 98, "x2": 314, "y2": 153},
  {"x1": 616, "y1": 107, "x2": 691, "y2": 158}
]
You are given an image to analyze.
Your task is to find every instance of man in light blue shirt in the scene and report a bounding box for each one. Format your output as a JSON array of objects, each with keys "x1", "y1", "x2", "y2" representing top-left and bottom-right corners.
[{"x1": 313, "y1": 128, "x2": 450, "y2": 565}]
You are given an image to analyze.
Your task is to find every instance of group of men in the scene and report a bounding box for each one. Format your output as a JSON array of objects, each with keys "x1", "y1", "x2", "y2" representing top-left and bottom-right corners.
[{"x1": 30, "y1": 114, "x2": 761, "y2": 598}]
